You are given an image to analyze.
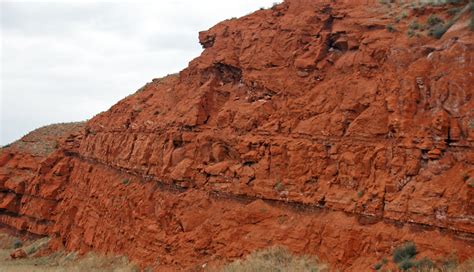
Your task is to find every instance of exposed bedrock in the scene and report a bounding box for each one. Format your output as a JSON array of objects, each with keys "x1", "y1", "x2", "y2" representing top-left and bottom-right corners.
[{"x1": 1, "y1": 0, "x2": 473, "y2": 271}]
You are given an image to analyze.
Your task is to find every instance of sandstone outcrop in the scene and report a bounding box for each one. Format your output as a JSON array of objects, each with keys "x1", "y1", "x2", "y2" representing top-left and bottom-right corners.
[
  {"x1": 0, "y1": 123, "x2": 83, "y2": 236},
  {"x1": 1, "y1": 0, "x2": 473, "y2": 271}
]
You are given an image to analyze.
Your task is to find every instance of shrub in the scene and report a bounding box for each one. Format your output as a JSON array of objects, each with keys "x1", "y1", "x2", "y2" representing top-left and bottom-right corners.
[
  {"x1": 427, "y1": 14, "x2": 443, "y2": 26},
  {"x1": 13, "y1": 239, "x2": 23, "y2": 249},
  {"x1": 395, "y1": 10, "x2": 409, "y2": 22},
  {"x1": 427, "y1": 2, "x2": 473, "y2": 39},
  {"x1": 401, "y1": 10, "x2": 408, "y2": 18},
  {"x1": 407, "y1": 29, "x2": 416, "y2": 37},
  {"x1": 122, "y1": 179, "x2": 130, "y2": 185},
  {"x1": 373, "y1": 258, "x2": 387, "y2": 270},
  {"x1": 409, "y1": 20, "x2": 422, "y2": 30},
  {"x1": 386, "y1": 24, "x2": 396, "y2": 32},
  {"x1": 373, "y1": 262, "x2": 383, "y2": 270},
  {"x1": 399, "y1": 258, "x2": 415, "y2": 271},
  {"x1": 393, "y1": 242, "x2": 417, "y2": 264},
  {"x1": 428, "y1": 24, "x2": 447, "y2": 39}
]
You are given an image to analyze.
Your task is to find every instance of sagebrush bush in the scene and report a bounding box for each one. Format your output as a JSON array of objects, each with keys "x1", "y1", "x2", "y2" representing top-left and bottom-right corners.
[
  {"x1": 393, "y1": 242, "x2": 417, "y2": 264},
  {"x1": 409, "y1": 20, "x2": 423, "y2": 30},
  {"x1": 429, "y1": 24, "x2": 448, "y2": 38},
  {"x1": 399, "y1": 258, "x2": 415, "y2": 271},
  {"x1": 386, "y1": 23, "x2": 396, "y2": 32},
  {"x1": 427, "y1": 14, "x2": 444, "y2": 26}
]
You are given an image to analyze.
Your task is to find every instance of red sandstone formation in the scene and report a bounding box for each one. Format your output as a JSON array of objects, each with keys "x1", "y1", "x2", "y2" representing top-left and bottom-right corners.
[
  {"x1": 1, "y1": 0, "x2": 473, "y2": 271},
  {"x1": 0, "y1": 123, "x2": 84, "y2": 235}
]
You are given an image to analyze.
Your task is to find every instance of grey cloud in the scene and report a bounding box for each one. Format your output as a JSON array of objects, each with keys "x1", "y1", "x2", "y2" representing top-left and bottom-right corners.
[
  {"x1": 1, "y1": 2, "x2": 135, "y2": 36},
  {"x1": 144, "y1": 31, "x2": 198, "y2": 51},
  {"x1": 1, "y1": 0, "x2": 281, "y2": 145}
]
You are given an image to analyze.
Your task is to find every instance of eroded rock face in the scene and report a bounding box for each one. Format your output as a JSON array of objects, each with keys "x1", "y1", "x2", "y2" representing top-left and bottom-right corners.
[
  {"x1": 1, "y1": 1, "x2": 473, "y2": 271},
  {"x1": 0, "y1": 123, "x2": 84, "y2": 236}
]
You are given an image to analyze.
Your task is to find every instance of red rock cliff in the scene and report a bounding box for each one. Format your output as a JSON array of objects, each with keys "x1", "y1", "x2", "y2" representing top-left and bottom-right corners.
[{"x1": 1, "y1": 0, "x2": 473, "y2": 271}]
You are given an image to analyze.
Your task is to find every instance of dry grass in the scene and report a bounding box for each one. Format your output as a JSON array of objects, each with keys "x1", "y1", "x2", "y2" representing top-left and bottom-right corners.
[
  {"x1": 217, "y1": 247, "x2": 328, "y2": 272},
  {"x1": 414, "y1": 258, "x2": 474, "y2": 272},
  {"x1": 0, "y1": 252, "x2": 138, "y2": 272},
  {"x1": 0, "y1": 233, "x2": 138, "y2": 272}
]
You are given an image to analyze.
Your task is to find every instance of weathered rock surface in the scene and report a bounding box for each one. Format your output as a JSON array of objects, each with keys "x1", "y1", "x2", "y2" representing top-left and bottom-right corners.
[
  {"x1": 1, "y1": 0, "x2": 473, "y2": 271},
  {"x1": 0, "y1": 123, "x2": 84, "y2": 236}
]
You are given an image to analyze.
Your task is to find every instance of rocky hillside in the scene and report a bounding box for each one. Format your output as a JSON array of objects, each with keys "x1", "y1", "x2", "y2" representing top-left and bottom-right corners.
[
  {"x1": 0, "y1": 123, "x2": 84, "y2": 236},
  {"x1": 1, "y1": 0, "x2": 473, "y2": 271}
]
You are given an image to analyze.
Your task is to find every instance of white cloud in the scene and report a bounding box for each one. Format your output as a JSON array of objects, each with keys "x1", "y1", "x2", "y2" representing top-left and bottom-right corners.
[{"x1": 0, "y1": 1, "x2": 282, "y2": 145}]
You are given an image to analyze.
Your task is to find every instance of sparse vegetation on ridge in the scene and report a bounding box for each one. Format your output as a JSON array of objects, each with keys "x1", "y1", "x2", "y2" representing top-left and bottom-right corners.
[
  {"x1": 371, "y1": 241, "x2": 474, "y2": 271},
  {"x1": 427, "y1": 1, "x2": 473, "y2": 38},
  {"x1": 1, "y1": 122, "x2": 85, "y2": 156},
  {"x1": 380, "y1": 0, "x2": 473, "y2": 39}
]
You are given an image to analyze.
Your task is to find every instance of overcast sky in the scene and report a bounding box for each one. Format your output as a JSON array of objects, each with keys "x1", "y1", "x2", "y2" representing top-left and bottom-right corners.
[{"x1": 0, "y1": 1, "x2": 280, "y2": 145}]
